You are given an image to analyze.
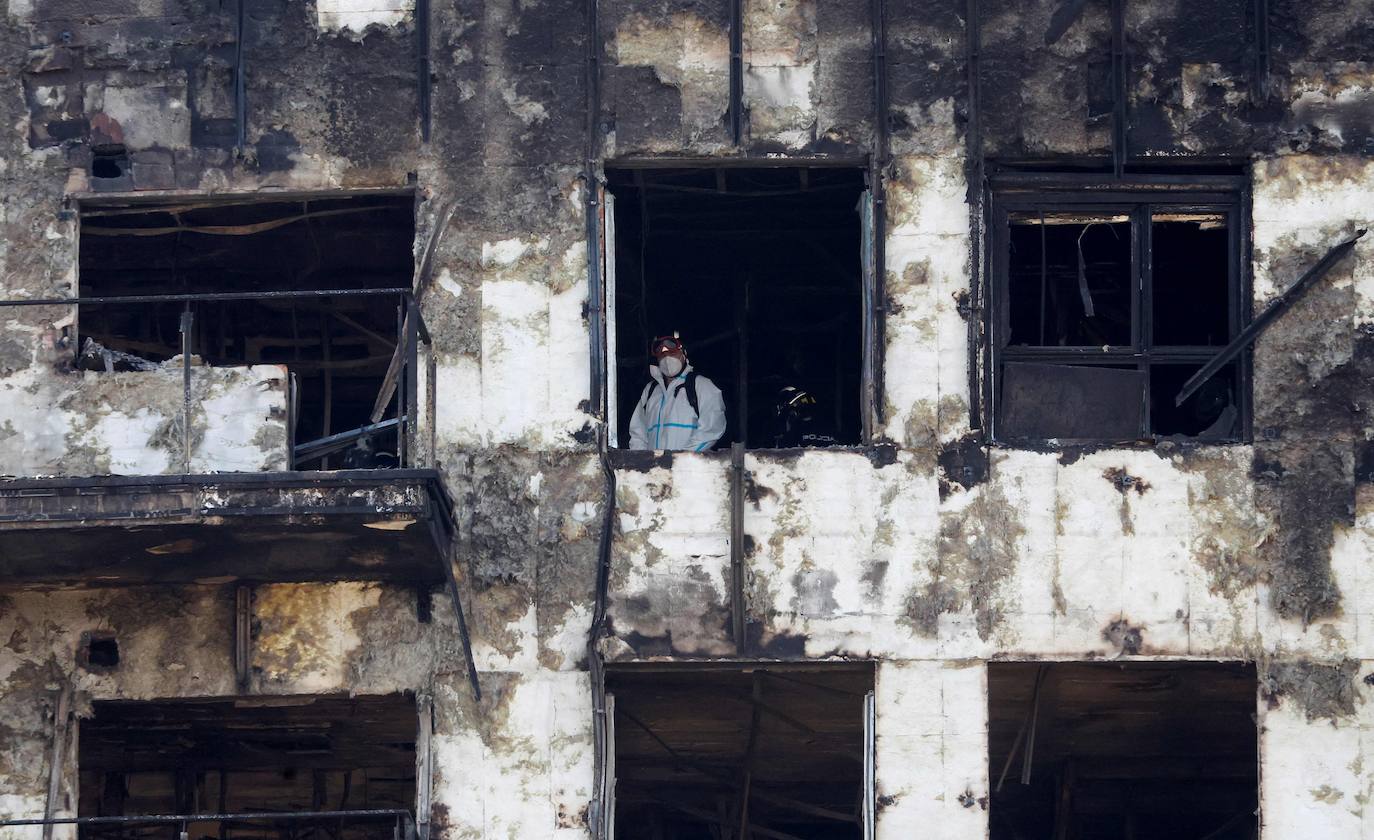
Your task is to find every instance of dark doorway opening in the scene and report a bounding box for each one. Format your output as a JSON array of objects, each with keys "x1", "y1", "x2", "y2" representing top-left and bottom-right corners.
[
  {"x1": 988, "y1": 662, "x2": 1258, "y2": 840},
  {"x1": 78, "y1": 694, "x2": 417, "y2": 840},
  {"x1": 79, "y1": 194, "x2": 415, "y2": 468},
  {"x1": 607, "y1": 167, "x2": 867, "y2": 450},
  {"x1": 607, "y1": 664, "x2": 874, "y2": 839}
]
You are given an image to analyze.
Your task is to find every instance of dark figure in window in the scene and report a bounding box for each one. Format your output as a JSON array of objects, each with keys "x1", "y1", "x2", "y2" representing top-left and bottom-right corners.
[
  {"x1": 773, "y1": 386, "x2": 838, "y2": 448},
  {"x1": 629, "y1": 334, "x2": 727, "y2": 452}
]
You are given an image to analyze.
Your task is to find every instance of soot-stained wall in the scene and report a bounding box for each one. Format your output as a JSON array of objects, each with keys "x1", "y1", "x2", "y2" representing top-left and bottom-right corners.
[{"x1": 0, "y1": 1, "x2": 1373, "y2": 839}]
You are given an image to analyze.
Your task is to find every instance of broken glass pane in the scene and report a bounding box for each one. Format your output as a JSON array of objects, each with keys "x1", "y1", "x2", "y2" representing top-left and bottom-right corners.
[
  {"x1": 1151, "y1": 361, "x2": 1239, "y2": 438},
  {"x1": 1007, "y1": 213, "x2": 1132, "y2": 348}
]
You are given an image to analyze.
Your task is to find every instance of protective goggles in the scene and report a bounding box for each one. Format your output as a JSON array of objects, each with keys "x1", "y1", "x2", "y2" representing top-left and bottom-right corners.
[{"x1": 650, "y1": 336, "x2": 683, "y2": 357}]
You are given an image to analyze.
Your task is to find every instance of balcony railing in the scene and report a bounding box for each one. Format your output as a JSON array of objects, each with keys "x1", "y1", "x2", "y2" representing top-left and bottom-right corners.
[{"x1": 0, "y1": 288, "x2": 434, "y2": 476}]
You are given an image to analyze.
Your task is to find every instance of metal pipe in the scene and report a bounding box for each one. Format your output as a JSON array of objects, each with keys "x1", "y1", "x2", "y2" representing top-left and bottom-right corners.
[
  {"x1": 0, "y1": 288, "x2": 412, "y2": 307},
  {"x1": 234, "y1": 0, "x2": 247, "y2": 152},
  {"x1": 416, "y1": 0, "x2": 432, "y2": 142},
  {"x1": 730, "y1": 0, "x2": 745, "y2": 144},
  {"x1": 180, "y1": 306, "x2": 193, "y2": 473},
  {"x1": 587, "y1": 425, "x2": 617, "y2": 840}
]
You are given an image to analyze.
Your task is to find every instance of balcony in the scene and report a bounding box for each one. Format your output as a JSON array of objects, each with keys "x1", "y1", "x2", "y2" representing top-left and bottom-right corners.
[{"x1": 0, "y1": 285, "x2": 452, "y2": 590}]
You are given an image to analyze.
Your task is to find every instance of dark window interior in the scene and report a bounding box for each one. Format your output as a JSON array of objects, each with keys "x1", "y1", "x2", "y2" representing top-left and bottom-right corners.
[
  {"x1": 79, "y1": 195, "x2": 415, "y2": 468},
  {"x1": 995, "y1": 196, "x2": 1243, "y2": 443},
  {"x1": 1007, "y1": 215, "x2": 1133, "y2": 348},
  {"x1": 989, "y1": 662, "x2": 1258, "y2": 840},
  {"x1": 78, "y1": 695, "x2": 416, "y2": 840},
  {"x1": 608, "y1": 665, "x2": 872, "y2": 839},
  {"x1": 608, "y1": 167, "x2": 866, "y2": 450}
]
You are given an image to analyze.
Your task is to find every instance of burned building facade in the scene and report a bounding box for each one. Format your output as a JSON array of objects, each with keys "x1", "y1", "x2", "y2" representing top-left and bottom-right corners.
[{"x1": 0, "y1": 0, "x2": 1371, "y2": 838}]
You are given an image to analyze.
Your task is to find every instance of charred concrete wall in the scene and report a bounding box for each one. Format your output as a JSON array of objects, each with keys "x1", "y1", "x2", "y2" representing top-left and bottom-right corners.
[{"x1": 0, "y1": 0, "x2": 1372, "y2": 839}]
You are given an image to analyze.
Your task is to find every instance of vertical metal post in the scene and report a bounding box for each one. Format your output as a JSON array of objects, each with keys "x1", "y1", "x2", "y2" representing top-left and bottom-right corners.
[
  {"x1": 584, "y1": 0, "x2": 605, "y2": 421},
  {"x1": 234, "y1": 0, "x2": 247, "y2": 153},
  {"x1": 863, "y1": 689, "x2": 876, "y2": 840},
  {"x1": 180, "y1": 306, "x2": 193, "y2": 474},
  {"x1": 1110, "y1": 0, "x2": 1128, "y2": 178},
  {"x1": 42, "y1": 683, "x2": 73, "y2": 840},
  {"x1": 1252, "y1": 0, "x2": 1270, "y2": 101},
  {"x1": 869, "y1": 0, "x2": 889, "y2": 438},
  {"x1": 729, "y1": 0, "x2": 745, "y2": 145},
  {"x1": 416, "y1": 0, "x2": 432, "y2": 142},
  {"x1": 604, "y1": 192, "x2": 619, "y2": 446},
  {"x1": 321, "y1": 313, "x2": 333, "y2": 470},
  {"x1": 966, "y1": 0, "x2": 984, "y2": 429},
  {"x1": 860, "y1": 191, "x2": 877, "y2": 444},
  {"x1": 603, "y1": 693, "x2": 617, "y2": 840},
  {"x1": 394, "y1": 299, "x2": 406, "y2": 464},
  {"x1": 729, "y1": 442, "x2": 747, "y2": 654},
  {"x1": 415, "y1": 695, "x2": 433, "y2": 840},
  {"x1": 404, "y1": 299, "x2": 420, "y2": 467},
  {"x1": 234, "y1": 584, "x2": 252, "y2": 693},
  {"x1": 426, "y1": 351, "x2": 437, "y2": 467}
]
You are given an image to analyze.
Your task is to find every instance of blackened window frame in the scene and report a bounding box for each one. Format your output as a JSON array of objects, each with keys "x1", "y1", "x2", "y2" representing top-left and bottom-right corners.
[{"x1": 985, "y1": 174, "x2": 1252, "y2": 445}]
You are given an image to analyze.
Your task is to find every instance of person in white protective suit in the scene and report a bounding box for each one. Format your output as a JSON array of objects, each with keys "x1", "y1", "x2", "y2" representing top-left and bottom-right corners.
[{"x1": 629, "y1": 333, "x2": 728, "y2": 452}]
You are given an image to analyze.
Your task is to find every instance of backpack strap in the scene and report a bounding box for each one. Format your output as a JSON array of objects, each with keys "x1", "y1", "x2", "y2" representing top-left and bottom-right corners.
[{"x1": 684, "y1": 371, "x2": 700, "y2": 418}]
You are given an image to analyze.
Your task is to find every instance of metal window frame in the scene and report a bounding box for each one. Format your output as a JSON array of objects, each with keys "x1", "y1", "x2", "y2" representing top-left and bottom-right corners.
[
  {"x1": 985, "y1": 178, "x2": 1251, "y2": 445},
  {"x1": 600, "y1": 158, "x2": 882, "y2": 452}
]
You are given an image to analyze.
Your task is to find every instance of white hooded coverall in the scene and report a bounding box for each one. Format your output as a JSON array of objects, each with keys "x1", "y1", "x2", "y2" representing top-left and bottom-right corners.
[{"x1": 628, "y1": 364, "x2": 727, "y2": 452}]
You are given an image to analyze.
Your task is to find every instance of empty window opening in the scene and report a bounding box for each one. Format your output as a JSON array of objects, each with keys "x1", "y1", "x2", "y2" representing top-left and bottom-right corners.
[
  {"x1": 91, "y1": 145, "x2": 129, "y2": 181},
  {"x1": 79, "y1": 195, "x2": 415, "y2": 468},
  {"x1": 79, "y1": 631, "x2": 120, "y2": 670},
  {"x1": 993, "y1": 188, "x2": 1245, "y2": 443},
  {"x1": 608, "y1": 167, "x2": 868, "y2": 450},
  {"x1": 607, "y1": 664, "x2": 875, "y2": 839},
  {"x1": 988, "y1": 662, "x2": 1258, "y2": 840},
  {"x1": 79, "y1": 694, "x2": 416, "y2": 839}
]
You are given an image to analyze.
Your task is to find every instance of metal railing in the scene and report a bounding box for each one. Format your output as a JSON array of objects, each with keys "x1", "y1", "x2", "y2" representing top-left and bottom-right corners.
[
  {"x1": 0, "y1": 809, "x2": 417, "y2": 840},
  {"x1": 0, "y1": 288, "x2": 435, "y2": 473}
]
